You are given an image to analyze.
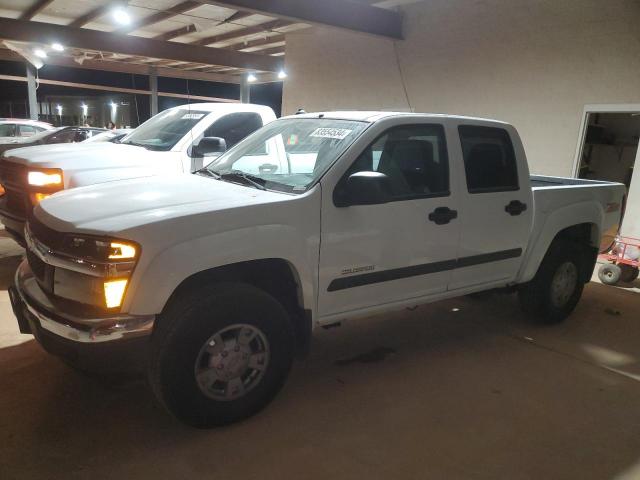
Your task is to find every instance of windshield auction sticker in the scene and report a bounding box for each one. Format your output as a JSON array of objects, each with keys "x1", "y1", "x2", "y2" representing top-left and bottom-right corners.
[
  {"x1": 181, "y1": 113, "x2": 205, "y2": 119},
  {"x1": 310, "y1": 128, "x2": 353, "y2": 140}
]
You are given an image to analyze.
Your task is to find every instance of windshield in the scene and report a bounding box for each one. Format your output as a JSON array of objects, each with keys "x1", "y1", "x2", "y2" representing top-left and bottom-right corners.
[
  {"x1": 204, "y1": 118, "x2": 369, "y2": 193},
  {"x1": 121, "y1": 109, "x2": 208, "y2": 151},
  {"x1": 83, "y1": 131, "x2": 117, "y2": 143}
]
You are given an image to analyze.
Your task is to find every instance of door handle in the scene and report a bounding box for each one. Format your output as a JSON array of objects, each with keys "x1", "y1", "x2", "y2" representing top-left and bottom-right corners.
[
  {"x1": 428, "y1": 207, "x2": 458, "y2": 225},
  {"x1": 505, "y1": 200, "x2": 527, "y2": 216}
]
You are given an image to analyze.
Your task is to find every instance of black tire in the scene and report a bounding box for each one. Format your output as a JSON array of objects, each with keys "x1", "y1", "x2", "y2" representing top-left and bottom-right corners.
[
  {"x1": 148, "y1": 282, "x2": 294, "y2": 428},
  {"x1": 619, "y1": 264, "x2": 639, "y2": 283},
  {"x1": 598, "y1": 263, "x2": 621, "y2": 285},
  {"x1": 518, "y1": 240, "x2": 585, "y2": 324}
]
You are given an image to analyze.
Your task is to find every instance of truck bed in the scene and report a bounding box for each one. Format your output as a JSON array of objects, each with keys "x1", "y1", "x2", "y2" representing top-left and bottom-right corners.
[
  {"x1": 529, "y1": 175, "x2": 626, "y2": 253},
  {"x1": 530, "y1": 175, "x2": 612, "y2": 188}
]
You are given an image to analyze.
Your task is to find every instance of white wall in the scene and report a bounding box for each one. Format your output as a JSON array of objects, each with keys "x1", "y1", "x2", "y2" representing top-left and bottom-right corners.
[{"x1": 283, "y1": 0, "x2": 640, "y2": 176}]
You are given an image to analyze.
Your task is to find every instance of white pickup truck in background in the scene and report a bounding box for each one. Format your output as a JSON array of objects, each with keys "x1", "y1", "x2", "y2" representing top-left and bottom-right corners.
[
  {"x1": 10, "y1": 111, "x2": 626, "y2": 428},
  {"x1": 0, "y1": 103, "x2": 276, "y2": 244}
]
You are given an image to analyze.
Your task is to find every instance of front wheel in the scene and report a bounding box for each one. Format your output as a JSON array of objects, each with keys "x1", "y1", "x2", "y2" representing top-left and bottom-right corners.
[
  {"x1": 148, "y1": 283, "x2": 294, "y2": 428},
  {"x1": 519, "y1": 241, "x2": 585, "y2": 324}
]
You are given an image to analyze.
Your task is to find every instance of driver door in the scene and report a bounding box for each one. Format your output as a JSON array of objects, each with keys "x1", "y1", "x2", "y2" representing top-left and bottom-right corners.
[{"x1": 318, "y1": 123, "x2": 461, "y2": 318}]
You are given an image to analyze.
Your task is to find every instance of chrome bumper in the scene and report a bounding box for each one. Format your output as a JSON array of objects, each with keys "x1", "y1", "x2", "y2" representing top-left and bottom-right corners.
[{"x1": 12, "y1": 260, "x2": 154, "y2": 343}]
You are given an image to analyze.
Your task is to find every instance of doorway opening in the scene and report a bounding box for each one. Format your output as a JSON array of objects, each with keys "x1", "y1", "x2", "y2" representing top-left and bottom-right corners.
[{"x1": 574, "y1": 106, "x2": 640, "y2": 238}]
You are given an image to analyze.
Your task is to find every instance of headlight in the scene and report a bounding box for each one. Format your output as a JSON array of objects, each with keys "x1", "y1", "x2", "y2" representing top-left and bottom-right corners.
[
  {"x1": 28, "y1": 169, "x2": 63, "y2": 187},
  {"x1": 61, "y1": 235, "x2": 139, "y2": 263},
  {"x1": 56, "y1": 234, "x2": 140, "y2": 310}
]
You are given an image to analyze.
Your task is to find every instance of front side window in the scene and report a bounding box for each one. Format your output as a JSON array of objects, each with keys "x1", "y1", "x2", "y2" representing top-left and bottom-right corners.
[
  {"x1": 121, "y1": 109, "x2": 209, "y2": 151},
  {"x1": 342, "y1": 124, "x2": 449, "y2": 200},
  {"x1": 459, "y1": 125, "x2": 518, "y2": 193},
  {"x1": 204, "y1": 112, "x2": 263, "y2": 149},
  {"x1": 205, "y1": 118, "x2": 369, "y2": 193},
  {"x1": 48, "y1": 128, "x2": 78, "y2": 144},
  {"x1": 0, "y1": 124, "x2": 16, "y2": 137}
]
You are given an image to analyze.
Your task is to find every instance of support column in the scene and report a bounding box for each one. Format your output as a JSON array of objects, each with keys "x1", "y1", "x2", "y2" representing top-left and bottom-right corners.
[
  {"x1": 25, "y1": 63, "x2": 38, "y2": 120},
  {"x1": 149, "y1": 67, "x2": 158, "y2": 116},
  {"x1": 240, "y1": 74, "x2": 250, "y2": 103}
]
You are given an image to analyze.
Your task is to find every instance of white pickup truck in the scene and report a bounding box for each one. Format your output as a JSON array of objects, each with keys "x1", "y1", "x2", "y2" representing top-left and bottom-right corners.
[
  {"x1": 0, "y1": 103, "x2": 276, "y2": 244},
  {"x1": 9, "y1": 111, "x2": 626, "y2": 428}
]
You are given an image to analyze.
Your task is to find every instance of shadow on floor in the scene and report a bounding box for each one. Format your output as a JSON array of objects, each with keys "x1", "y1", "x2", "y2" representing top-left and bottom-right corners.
[{"x1": 1, "y1": 284, "x2": 640, "y2": 479}]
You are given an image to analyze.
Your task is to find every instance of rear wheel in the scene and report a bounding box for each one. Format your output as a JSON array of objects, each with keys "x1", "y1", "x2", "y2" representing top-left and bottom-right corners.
[
  {"x1": 598, "y1": 263, "x2": 621, "y2": 285},
  {"x1": 619, "y1": 264, "x2": 639, "y2": 283},
  {"x1": 519, "y1": 240, "x2": 585, "y2": 324},
  {"x1": 148, "y1": 283, "x2": 294, "y2": 428}
]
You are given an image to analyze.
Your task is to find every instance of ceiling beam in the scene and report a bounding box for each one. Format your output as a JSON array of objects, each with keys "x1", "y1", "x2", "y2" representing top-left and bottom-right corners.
[
  {"x1": 193, "y1": 19, "x2": 290, "y2": 46},
  {"x1": 245, "y1": 45, "x2": 285, "y2": 56},
  {"x1": 0, "y1": 73, "x2": 239, "y2": 103},
  {"x1": 20, "y1": 0, "x2": 55, "y2": 20},
  {"x1": 153, "y1": 23, "x2": 198, "y2": 41},
  {"x1": 200, "y1": 0, "x2": 403, "y2": 39},
  {"x1": 0, "y1": 18, "x2": 283, "y2": 72},
  {"x1": 116, "y1": 0, "x2": 201, "y2": 34},
  {"x1": 223, "y1": 11, "x2": 253, "y2": 23},
  {"x1": 0, "y1": 49, "x2": 241, "y2": 84},
  {"x1": 226, "y1": 33, "x2": 285, "y2": 50}
]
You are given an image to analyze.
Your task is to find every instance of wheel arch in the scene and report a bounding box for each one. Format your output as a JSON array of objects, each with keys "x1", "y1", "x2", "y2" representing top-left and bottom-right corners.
[
  {"x1": 160, "y1": 258, "x2": 312, "y2": 356},
  {"x1": 520, "y1": 216, "x2": 601, "y2": 284}
]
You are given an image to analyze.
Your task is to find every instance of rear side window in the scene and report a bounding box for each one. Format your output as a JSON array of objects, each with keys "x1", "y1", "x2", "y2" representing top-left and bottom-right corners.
[
  {"x1": 204, "y1": 112, "x2": 263, "y2": 149},
  {"x1": 18, "y1": 125, "x2": 37, "y2": 137},
  {"x1": 459, "y1": 125, "x2": 518, "y2": 193}
]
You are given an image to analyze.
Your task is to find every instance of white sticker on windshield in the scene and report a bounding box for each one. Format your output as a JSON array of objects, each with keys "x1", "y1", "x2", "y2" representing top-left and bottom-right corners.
[
  {"x1": 181, "y1": 113, "x2": 205, "y2": 120},
  {"x1": 310, "y1": 127, "x2": 353, "y2": 140}
]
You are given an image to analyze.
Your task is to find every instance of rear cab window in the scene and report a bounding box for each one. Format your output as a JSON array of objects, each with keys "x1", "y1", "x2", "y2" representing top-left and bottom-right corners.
[
  {"x1": 458, "y1": 125, "x2": 518, "y2": 193},
  {"x1": 204, "y1": 112, "x2": 263, "y2": 149}
]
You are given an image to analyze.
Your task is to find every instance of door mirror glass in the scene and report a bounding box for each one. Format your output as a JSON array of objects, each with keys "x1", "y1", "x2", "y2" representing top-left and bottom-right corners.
[
  {"x1": 335, "y1": 171, "x2": 392, "y2": 207},
  {"x1": 193, "y1": 136, "x2": 227, "y2": 157}
]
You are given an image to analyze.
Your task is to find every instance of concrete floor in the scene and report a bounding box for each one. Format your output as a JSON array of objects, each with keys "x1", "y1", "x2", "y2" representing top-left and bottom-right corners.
[{"x1": 1, "y1": 230, "x2": 640, "y2": 479}]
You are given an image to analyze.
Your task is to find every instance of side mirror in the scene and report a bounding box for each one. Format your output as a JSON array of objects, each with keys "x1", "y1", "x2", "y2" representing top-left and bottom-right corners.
[
  {"x1": 334, "y1": 171, "x2": 392, "y2": 207},
  {"x1": 192, "y1": 136, "x2": 227, "y2": 157}
]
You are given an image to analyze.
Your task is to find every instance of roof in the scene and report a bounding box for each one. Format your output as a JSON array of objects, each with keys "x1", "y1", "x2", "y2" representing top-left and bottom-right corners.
[
  {"x1": 166, "y1": 102, "x2": 274, "y2": 114},
  {"x1": 0, "y1": 118, "x2": 54, "y2": 127},
  {"x1": 283, "y1": 111, "x2": 510, "y2": 124}
]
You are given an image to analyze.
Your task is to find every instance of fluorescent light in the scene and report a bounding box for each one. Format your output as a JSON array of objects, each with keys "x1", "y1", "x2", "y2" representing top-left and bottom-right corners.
[
  {"x1": 51, "y1": 43, "x2": 64, "y2": 52},
  {"x1": 112, "y1": 8, "x2": 131, "y2": 25},
  {"x1": 247, "y1": 73, "x2": 257, "y2": 83},
  {"x1": 277, "y1": 70, "x2": 287, "y2": 79},
  {"x1": 55, "y1": 105, "x2": 63, "y2": 115},
  {"x1": 33, "y1": 48, "x2": 47, "y2": 58},
  {"x1": 81, "y1": 103, "x2": 88, "y2": 116}
]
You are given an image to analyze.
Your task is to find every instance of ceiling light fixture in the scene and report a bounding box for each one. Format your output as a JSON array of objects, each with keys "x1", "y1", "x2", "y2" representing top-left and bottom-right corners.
[
  {"x1": 277, "y1": 70, "x2": 287, "y2": 80},
  {"x1": 33, "y1": 48, "x2": 47, "y2": 58},
  {"x1": 112, "y1": 8, "x2": 131, "y2": 26},
  {"x1": 51, "y1": 43, "x2": 64, "y2": 52},
  {"x1": 247, "y1": 73, "x2": 257, "y2": 83}
]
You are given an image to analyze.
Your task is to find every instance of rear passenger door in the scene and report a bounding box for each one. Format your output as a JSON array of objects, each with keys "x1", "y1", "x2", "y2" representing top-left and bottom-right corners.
[
  {"x1": 318, "y1": 123, "x2": 460, "y2": 318},
  {"x1": 448, "y1": 124, "x2": 533, "y2": 290}
]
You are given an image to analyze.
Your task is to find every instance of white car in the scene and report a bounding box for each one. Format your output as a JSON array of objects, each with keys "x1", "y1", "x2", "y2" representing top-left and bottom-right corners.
[
  {"x1": 0, "y1": 103, "x2": 276, "y2": 244},
  {"x1": 0, "y1": 119, "x2": 53, "y2": 143},
  {"x1": 10, "y1": 111, "x2": 626, "y2": 427}
]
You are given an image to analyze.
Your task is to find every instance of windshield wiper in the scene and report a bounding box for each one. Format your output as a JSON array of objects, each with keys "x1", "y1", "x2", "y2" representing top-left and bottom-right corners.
[
  {"x1": 215, "y1": 170, "x2": 267, "y2": 190},
  {"x1": 197, "y1": 168, "x2": 220, "y2": 179}
]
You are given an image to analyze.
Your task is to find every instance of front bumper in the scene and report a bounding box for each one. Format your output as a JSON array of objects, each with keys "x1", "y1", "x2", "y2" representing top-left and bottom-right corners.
[
  {"x1": 10, "y1": 260, "x2": 155, "y2": 371},
  {"x1": 0, "y1": 208, "x2": 26, "y2": 246}
]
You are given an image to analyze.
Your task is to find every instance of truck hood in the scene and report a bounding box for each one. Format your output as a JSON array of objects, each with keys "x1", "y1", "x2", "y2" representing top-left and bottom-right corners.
[
  {"x1": 4, "y1": 142, "x2": 155, "y2": 169},
  {"x1": 35, "y1": 173, "x2": 289, "y2": 234}
]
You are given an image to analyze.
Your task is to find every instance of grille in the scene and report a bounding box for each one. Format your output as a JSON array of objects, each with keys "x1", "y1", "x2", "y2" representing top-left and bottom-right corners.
[
  {"x1": 28, "y1": 216, "x2": 66, "y2": 250},
  {"x1": 0, "y1": 160, "x2": 26, "y2": 186},
  {"x1": 4, "y1": 188, "x2": 28, "y2": 217},
  {"x1": 26, "y1": 249, "x2": 46, "y2": 283}
]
